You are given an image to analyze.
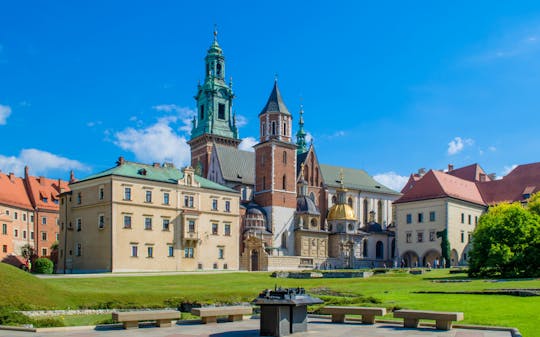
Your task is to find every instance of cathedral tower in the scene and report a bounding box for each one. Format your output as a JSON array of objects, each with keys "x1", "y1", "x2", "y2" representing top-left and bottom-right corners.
[
  {"x1": 254, "y1": 80, "x2": 297, "y2": 253},
  {"x1": 188, "y1": 30, "x2": 240, "y2": 177}
]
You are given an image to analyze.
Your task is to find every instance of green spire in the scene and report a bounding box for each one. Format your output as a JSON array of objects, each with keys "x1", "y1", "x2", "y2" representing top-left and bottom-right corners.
[
  {"x1": 296, "y1": 105, "x2": 307, "y2": 154},
  {"x1": 191, "y1": 29, "x2": 238, "y2": 141}
]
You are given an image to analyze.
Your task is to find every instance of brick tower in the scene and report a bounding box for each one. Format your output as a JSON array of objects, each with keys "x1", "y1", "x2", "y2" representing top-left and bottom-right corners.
[
  {"x1": 253, "y1": 80, "x2": 297, "y2": 254},
  {"x1": 188, "y1": 30, "x2": 240, "y2": 177}
]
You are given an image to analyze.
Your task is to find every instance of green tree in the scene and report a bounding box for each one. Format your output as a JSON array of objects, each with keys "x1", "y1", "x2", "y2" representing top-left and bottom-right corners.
[
  {"x1": 33, "y1": 257, "x2": 54, "y2": 274},
  {"x1": 528, "y1": 192, "x2": 540, "y2": 217},
  {"x1": 469, "y1": 203, "x2": 540, "y2": 278}
]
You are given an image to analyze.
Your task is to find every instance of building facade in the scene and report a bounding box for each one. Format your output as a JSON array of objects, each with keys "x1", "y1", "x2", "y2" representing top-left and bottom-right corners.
[{"x1": 57, "y1": 158, "x2": 240, "y2": 273}]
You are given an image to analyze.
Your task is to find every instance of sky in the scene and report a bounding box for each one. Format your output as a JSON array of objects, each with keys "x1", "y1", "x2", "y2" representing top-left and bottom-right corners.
[{"x1": 1, "y1": 1, "x2": 540, "y2": 191}]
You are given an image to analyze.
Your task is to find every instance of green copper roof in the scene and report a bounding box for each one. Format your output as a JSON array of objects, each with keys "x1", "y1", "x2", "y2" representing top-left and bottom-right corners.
[
  {"x1": 259, "y1": 81, "x2": 291, "y2": 116},
  {"x1": 73, "y1": 161, "x2": 237, "y2": 193},
  {"x1": 320, "y1": 164, "x2": 401, "y2": 195},
  {"x1": 214, "y1": 145, "x2": 255, "y2": 185},
  {"x1": 295, "y1": 106, "x2": 307, "y2": 154}
]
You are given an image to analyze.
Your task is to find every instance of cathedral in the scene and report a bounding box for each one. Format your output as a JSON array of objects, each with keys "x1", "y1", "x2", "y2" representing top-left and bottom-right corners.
[{"x1": 189, "y1": 33, "x2": 401, "y2": 271}]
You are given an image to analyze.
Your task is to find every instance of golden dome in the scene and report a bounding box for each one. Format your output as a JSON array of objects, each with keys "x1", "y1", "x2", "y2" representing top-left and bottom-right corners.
[{"x1": 327, "y1": 204, "x2": 357, "y2": 221}]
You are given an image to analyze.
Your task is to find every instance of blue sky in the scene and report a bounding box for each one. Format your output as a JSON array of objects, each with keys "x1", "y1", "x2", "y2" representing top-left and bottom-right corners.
[{"x1": 1, "y1": 1, "x2": 540, "y2": 191}]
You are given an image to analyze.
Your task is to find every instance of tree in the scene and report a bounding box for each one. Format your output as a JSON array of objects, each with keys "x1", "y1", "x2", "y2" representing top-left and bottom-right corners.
[
  {"x1": 468, "y1": 203, "x2": 540, "y2": 278},
  {"x1": 33, "y1": 257, "x2": 54, "y2": 274},
  {"x1": 528, "y1": 192, "x2": 540, "y2": 217}
]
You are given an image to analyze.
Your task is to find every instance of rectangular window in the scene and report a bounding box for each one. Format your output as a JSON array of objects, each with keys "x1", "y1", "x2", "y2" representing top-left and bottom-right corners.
[
  {"x1": 417, "y1": 231, "x2": 424, "y2": 242},
  {"x1": 429, "y1": 231, "x2": 436, "y2": 241},
  {"x1": 218, "y1": 247, "x2": 224, "y2": 259},
  {"x1": 188, "y1": 220, "x2": 195, "y2": 233},
  {"x1": 224, "y1": 223, "x2": 231, "y2": 236},
  {"x1": 429, "y1": 211, "x2": 436, "y2": 222},
  {"x1": 42, "y1": 217, "x2": 47, "y2": 225},
  {"x1": 168, "y1": 245, "x2": 174, "y2": 257},
  {"x1": 163, "y1": 192, "x2": 170, "y2": 205},
  {"x1": 42, "y1": 248, "x2": 47, "y2": 256},
  {"x1": 162, "y1": 219, "x2": 170, "y2": 231},
  {"x1": 124, "y1": 187, "x2": 132, "y2": 200},
  {"x1": 14, "y1": 229, "x2": 18, "y2": 237},
  {"x1": 30, "y1": 214, "x2": 34, "y2": 223},
  {"x1": 131, "y1": 245, "x2": 138, "y2": 257},
  {"x1": 184, "y1": 196, "x2": 194, "y2": 208},
  {"x1": 468, "y1": 214, "x2": 472, "y2": 225},
  {"x1": 30, "y1": 231, "x2": 34, "y2": 240},
  {"x1": 461, "y1": 213, "x2": 465, "y2": 223},
  {"x1": 213, "y1": 262, "x2": 218, "y2": 269},
  {"x1": 406, "y1": 232, "x2": 412, "y2": 243},
  {"x1": 218, "y1": 103, "x2": 225, "y2": 119},
  {"x1": 461, "y1": 231, "x2": 465, "y2": 243},
  {"x1": 406, "y1": 214, "x2": 412, "y2": 224},
  {"x1": 76, "y1": 218, "x2": 82, "y2": 232},
  {"x1": 56, "y1": 233, "x2": 59, "y2": 241},
  {"x1": 417, "y1": 213, "x2": 424, "y2": 223},
  {"x1": 184, "y1": 247, "x2": 194, "y2": 258},
  {"x1": 147, "y1": 246, "x2": 153, "y2": 258},
  {"x1": 98, "y1": 215, "x2": 105, "y2": 229},
  {"x1": 23, "y1": 230, "x2": 27, "y2": 239},
  {"x1": 2, "y1": 223, "x2": 6, "y2": 235},
  {"x1": 41, "y1": 232, "x2": 47, "y2": 241},
  {"x1": 145, "y1": 190, "x2": 152, "y2": 203},
  {"x1": 225, "y1": 201, "x2": 230, "y2": 213},
  {"x1": 212, "y1": 199, "x2": 218, "y2": 210},
  {"x1": 223, "y1": 263, "x2": 228, "y2": 270},
  {"x1": 14, "y1": 212, "x2": 18, "y2": 220},
  {"x1": 2, "y1": 245, "x2": 6, "y2": 253},
  {"x1": 99, "y1": 187, "x2": 104, "y2": 200},
  {"x1": 144, "y1": 217, "x2": 152, "y2": 230},
  {"x1": 123, "y1": 215, "x2": 132, "y2": 229},
  {"x1": 212, "y1": 223, "x2": 218, "y2": 235},
  {"x1": 475, "y1": 216, "x2": 478, "y2": 225},
  {"x1": 77, "y1": 192, "x2": 82, "y2": 204},
  {"x1": 5, "y1": 210, "x2": 8, "y2": 215},
  {"x1": 76, "y1": 243, "x2": 82, "y2": 256},
  {"x1": 23, "y1": 214, "x2": 26, "y2": 221},
  {"x1": 468, "y1": 232, "x2": 472, "y2": 242}
]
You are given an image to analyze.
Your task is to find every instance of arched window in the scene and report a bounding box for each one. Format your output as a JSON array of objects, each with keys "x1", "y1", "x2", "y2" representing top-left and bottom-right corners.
[
  {"x1": 200, "y1": 105, "x2": 204, "y2": 120},
  {"x1": 363, "y1": 239, "x2": 368, "y2": 257},
  {"x1": 310, "y1": 218, "x2": 317, "y2": 228},
  {"x1": 187, "y1": 175, "x2": 192, "y2": 186},
  {"x1": 376, "y1": 241, "x2": 384, "y2": 259},
  {"x1": 377, "y1": 200, "x2": 383, "y2": 224},
  {"x1": 283, "y1": 122, "x2": 287, "y2": 136},
  {"x1": 348, "y1": 197, "x2": 353, "y2": 208},
  {"x1": 332, "y1": 195, "x2": 337, "y2": 205},
  {"x1": 216, "y1": 63, "x2": 222, "y2": 77},
  {"x1": 315, "y1": 169, "x2": 319, "y2": 186},
  {"x1": 282, "y1": 175, "x2": 286, "y2": 190},
  {"x1": 363, "y1": 199, "x2": 368, "y2": 224},
  {"x1": 262, "y1": 122, "x2": 266, "y2": 136},
  {"x1": 283, "y1": 151, "x2": 287, "y2": 164},
  {"x1": 272, "y1": 122, "x2": 276, "y2": 135}
]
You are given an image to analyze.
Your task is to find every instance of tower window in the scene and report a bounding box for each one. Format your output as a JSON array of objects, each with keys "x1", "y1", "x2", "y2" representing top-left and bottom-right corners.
[
  {"x1": 282, "y1": 175, "x2": 286, "y2": 190},
  {"x1": 283, "y1": 151, "x2": 287, "y2": 164},
  {"x1": 283, "y1": 122, "x2": 287, "y2": 136},
  {"x1": 272, "y1": 122, "x2": 276, "y2": 135},
  {"x1": 218, "y1": 103, "x2": 225, "y2": 120},
  {"x1": 216, "y1": 63, "x2": 222, "y2": 77},
  {"x1": 200, "y1": 105, "x2": 205, "y2": 120},
  {"x1": 263, "y1": 176, "x2": 266, "y2": 190}
]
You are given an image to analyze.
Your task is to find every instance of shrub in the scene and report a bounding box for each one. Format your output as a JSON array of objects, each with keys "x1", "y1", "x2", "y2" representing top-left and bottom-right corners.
[{"x1": 33, "y1": 258, "x2": 54, "y2": 274}]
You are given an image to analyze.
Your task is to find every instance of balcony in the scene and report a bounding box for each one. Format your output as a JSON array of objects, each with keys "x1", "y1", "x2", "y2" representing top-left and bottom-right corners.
[{"x1": 182, "y1": 229, "x2": 199, "y2": 243}]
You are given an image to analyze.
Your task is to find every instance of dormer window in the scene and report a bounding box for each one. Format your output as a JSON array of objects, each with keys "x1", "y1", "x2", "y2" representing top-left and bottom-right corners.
[{"x1": 138, "y1": 168, "x2": 147, "y2": 176}]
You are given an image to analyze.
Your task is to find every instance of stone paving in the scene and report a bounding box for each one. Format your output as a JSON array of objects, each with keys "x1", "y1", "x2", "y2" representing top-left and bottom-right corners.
[{"x1": 0, "y1": 318, "x2": 513, "y2": 337}]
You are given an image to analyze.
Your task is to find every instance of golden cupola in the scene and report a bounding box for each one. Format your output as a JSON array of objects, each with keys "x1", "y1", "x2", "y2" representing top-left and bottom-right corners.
[{"x1": 327, "y1": 170, "x2": 357, "y2": 221}]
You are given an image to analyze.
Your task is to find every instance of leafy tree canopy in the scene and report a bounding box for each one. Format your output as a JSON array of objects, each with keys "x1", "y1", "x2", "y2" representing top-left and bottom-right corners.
[{"x1": 469, "y1": 201, "x2": 540, "y2": 278}]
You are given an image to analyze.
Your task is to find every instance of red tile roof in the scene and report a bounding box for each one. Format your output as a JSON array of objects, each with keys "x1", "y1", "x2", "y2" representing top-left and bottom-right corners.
[
  {"x1": 400, "y1": 174, "x2": 422, "y2": 194},
  {"x1": 447, "y1": 163, "x2": 491, "y2": 182},
  {"x1": 25, "y1": 175, "x2": 69, "y2": 211},
  {"x1": 0, "y1": 173, "x2": 33, "y2": 210},
  {"x1": 478, "y1": 162, "x2": 540, "y2": 205}
]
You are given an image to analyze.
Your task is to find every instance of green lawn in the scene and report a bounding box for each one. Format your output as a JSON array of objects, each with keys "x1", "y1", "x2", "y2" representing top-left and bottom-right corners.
[{"x1": 1, "y1": 264, "x2": 539, "y2": 336}]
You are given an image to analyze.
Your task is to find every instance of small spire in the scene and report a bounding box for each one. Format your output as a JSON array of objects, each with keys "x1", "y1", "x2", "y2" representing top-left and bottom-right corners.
[
  {"x1": 274, "y1": 73, "x2": 278, "y2": 83},
  {"x1": 229, "y1": 76, "x2": 233, "y2": 89},
  {"x1": 295, "y1": 103, "x2": 307, "y2": 153},
  {"x1": 213, "y1": 24, "x2": 218, "y2": 43},
  {"x1": 339, "y1": 169, "x2": 344, "y2": 188}
]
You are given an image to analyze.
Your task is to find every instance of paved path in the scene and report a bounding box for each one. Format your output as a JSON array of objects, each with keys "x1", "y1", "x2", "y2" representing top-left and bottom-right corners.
[{"x1": 0, "y1": 318, "x2": 513, "y2": 337}]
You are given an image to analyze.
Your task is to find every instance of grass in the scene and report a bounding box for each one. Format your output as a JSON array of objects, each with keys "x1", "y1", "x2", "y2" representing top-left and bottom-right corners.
[{"x1": 1, "y1": 263, "x2": 539, "y2": 336}]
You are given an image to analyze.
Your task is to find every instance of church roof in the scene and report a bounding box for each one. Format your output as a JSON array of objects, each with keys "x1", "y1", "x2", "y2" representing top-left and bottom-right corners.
[
  {"x1": 447, "y1": 163, "x2": 492, "y2": 182},
  {"x1": 214, "y1": 145, "x2": 255, "y2": 185},
  {"x1": 259, "y1": 81, "x2": 291, "y2": 116},
  {"x1": 75, "y1": 160, "x2": 236, "y2": 193},
  {"x1": 296, "y1": 195, "x2": 320, "y2": 215},
  {"x1": 320, "y1": 164, "x2": 401, "y2": 195}
]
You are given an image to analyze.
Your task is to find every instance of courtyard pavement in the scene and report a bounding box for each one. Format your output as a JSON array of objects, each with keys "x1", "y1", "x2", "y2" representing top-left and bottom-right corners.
[{"x1": 0, "y1": 317, "x2": 513, "y2": 337}]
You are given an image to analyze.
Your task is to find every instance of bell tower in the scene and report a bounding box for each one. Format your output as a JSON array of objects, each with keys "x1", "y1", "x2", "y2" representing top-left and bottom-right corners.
[
  {"x1": 188, "y1": 29, "x2": 240, "y2": 177},
  {"x1": 254, "y1": 80, "x2": 297, "y2": 253}
]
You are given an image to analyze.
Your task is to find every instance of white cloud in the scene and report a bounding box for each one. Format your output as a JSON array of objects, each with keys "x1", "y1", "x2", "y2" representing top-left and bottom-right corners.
[
  {"x1": 238, "y1": 137, "x2": 257, "y2": 152},
  {"x1": 86, "y1": 121, "x2": 102, "y2": 127},
  {"x1": 305, "y1": 132, "x2": 314, "y2": 144},
  {"x1": 0, "y1": 104, "x2": 11, "y2": 125},
  {"x1": 488, "y1": 146, "x2": 497, "y2": 152},
  {"x1": 502, "y1": 164, "x2": 517, "y2": 176},
  {"x1": 152, "y1": 104, "x2": 195, "y2": 133},
  {"x1": 0, "y1": 149, "x2": 88, "y2": 176},
  {"x1": 235, "y1": 115, "x2": 248, "y2": 128},
  {"x1": 447, "y1": 137, "x2": 474, "y2": 155},
  {"x1": 114, "y1": 118, "x2": 191, "y2": 168},
  {"x1": 373, "y1": 172, "x2": 409, "y2": 192}
]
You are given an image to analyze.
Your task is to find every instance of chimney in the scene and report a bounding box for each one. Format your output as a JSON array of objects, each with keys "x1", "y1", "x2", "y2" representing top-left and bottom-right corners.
[
  {"x1": 8, "y1": 172, "x2": 15, "y2": 182},
  {"x1": 479, "y1": 173, "x2": 486, "y2": 182},
  {"x1": 418, "y1": 168, "x2": 426, "y2": 176},
  {"x1": 24, "y1": 166, "x2": 30, "y2": 179},
  {"x1": 448, "y1": 164, "x2": 454, "y2": 172},
  {"x1": 69, "y1": 170, "x2": 76, "y2": 183},
  {"x1": 116, "y1": 156, "x2": 125, "y2": 166},
  {"x1": 488, "y1": 173, "x2": 497, "y2": 181},
  {"x1": 39, "y1": 176, "x2": 45, "y2": 185}
]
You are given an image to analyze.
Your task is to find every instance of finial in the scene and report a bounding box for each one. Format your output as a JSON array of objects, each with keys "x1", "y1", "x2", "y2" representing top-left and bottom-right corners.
[
  {"x1": 339, "y1": 169, "x2": 344, "y2": 188},
  {"x1": 213, "y1": 24, "x2": 218, "y2": 42},
  {"x1": 274, "y1": 73, "x2": 278, "y2": 83},
  {"x1": 229, "y1": 76, "x2": 233, "y2": 89}
]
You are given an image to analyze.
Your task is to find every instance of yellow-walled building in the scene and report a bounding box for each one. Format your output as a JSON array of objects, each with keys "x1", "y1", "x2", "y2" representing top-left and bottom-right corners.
[{"x1": 57, "y1": 157, "x2": 240, "y2": 273}]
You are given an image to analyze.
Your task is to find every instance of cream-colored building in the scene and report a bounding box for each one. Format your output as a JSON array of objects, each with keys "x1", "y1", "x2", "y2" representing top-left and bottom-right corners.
[
  {"x1": 57, "y1": 157, "x2": 240, "y2": 273},
  {"x1": 395, "y1": 163, "x2": 540, "y2": 267}
]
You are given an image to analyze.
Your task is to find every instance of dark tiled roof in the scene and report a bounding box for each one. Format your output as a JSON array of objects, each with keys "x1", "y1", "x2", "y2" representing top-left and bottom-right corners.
[
  {"x1": 296, "y1": 196, "x2": 320, "y2": 215},
  {"x1": 259, "y1": 81, "x2": 290, "y2": 116},
  {"x1": 214, "y1": 145, "x2": 255, "y2": 185},
  {"x1": 478, "y1": 162, "x2": 540, "y2": 205},
  {"x1": 448, "y1": 163, "x2": 491, "y2": 182}
]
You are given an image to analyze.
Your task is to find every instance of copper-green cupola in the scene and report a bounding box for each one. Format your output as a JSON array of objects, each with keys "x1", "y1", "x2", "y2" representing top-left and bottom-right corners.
[
  {"x1": 191, "y1": 30, "x2": 239, "y2": 140},
  {"x1": 296, "y1": 105, "x2": 307, "y2": 154}
]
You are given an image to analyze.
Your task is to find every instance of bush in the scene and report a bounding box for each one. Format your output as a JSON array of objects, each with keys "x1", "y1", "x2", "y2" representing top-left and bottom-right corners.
[{"x1": 33, "y1": 258, "x2": 54, "y2": 274}]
